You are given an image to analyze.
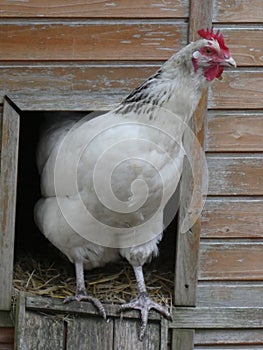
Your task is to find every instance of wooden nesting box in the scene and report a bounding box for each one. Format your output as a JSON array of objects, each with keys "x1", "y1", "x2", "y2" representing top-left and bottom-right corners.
[{"x1": 0, "y1": 0, "x2": 263, "y2": 349}]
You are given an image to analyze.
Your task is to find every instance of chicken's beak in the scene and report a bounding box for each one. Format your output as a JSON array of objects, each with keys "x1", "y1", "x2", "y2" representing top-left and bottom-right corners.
[{"x1": 221, "y1": 56, "x2": 236, "y2": 68}]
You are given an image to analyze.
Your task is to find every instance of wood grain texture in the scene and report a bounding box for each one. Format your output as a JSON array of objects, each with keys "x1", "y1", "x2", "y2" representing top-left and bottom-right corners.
[
  {"x1": 207, "y1": 155, "x2": 263, "y2": 196},
  {"x1": 66, "y1": 316, "x2": 113, "y2": 350},
  {"x1": 197, "y1": 283, "x2": 263, "y2": 307},
  {"x1": 16, "y1": 312, "x2": 65, "y2": 350},
  {"x1": 2, "y1": 67, "x2": 262, "y2": 111},
  {"x1": 208, "y1": 70, "x2": 263, "y2": 109},
  {"x1": 114, "y1": 318, "x2": 161, "y2": 350},
  {"x1": 213, "y1": 0, "x2": 263, "y2": 23},
  {"x1": 0, "y1": 312, "x2": 13, "y2": 327},
  {"x1": 201, "y1": 198, "x2": 263, "y2": 239},
  {"x1": 0, "y1": 328, "x2": 14, "y2": 345},
  {"x1": 172, "y1": 329, "x2": 195, "y2": 350},
  {"x1": 0, "y1": 100, "x2": 20, "y2": 310},
  {"x1": 0, "y1": 21, "x2": 187, "y2": 61},
  {"x1": 0, "y1": 63, "x2": 158, "y2": 103},
  {"x1": 195, "y1": 329, "x2": 263, "y2": 345},
  {"x1": 206, "y1": 112, "x2": 263, "y2": 152},
  {"x1": 199, "y1": 242, "x2": 263, "y2": 280},
  {"x1": 219, "y1": 28, "x2": 263, "y2": 67},
  {"x1": 170, "y1": 307, "x2": 263, "y2": 329},
  {"x1": 0, "y1": 0, "x2": 188, "y2": 18},
  {"x1": 16, "y1": 295, "x2": 167, "y2": 349}
]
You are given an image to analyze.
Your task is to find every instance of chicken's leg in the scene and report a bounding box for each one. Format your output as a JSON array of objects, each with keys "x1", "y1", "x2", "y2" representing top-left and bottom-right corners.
[
  {"x1": 64, "y1": 260, "x2": 106, "y2": 319},
  {"x1": 120, "y1": 265, "x2": 172, "y2": 340}
]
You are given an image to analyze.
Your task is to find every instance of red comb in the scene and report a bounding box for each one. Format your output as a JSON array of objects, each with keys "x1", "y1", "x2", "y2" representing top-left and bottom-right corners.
[{"x1": 198, "y1": 27, "x2": 228, "y2": 50}]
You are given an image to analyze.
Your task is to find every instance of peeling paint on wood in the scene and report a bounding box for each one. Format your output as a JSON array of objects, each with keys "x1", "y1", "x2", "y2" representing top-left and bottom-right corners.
[
  {"x1": 213, "y1": 0, "x2": 263, "y2": 23},
  {"x1": 207, "y1": 155, "x2": 263, "y2": 195},
  {"x1": 0, "y1": 22, "x2": 187, "y2": 61},
  {"x1": 15, "y1": 295, "x2": 168, "y2": 349},
  {"x1": 209, "y1": 70, "x2": 263, "y2": 109},
  {"x1": 0, "y1": 0, "x2": 189, "y2": 18},
  {"x1": 201, "y1": 198, "x2": 263, "y2": 238},
  {"x1": 206, "y1": 112, "x2": 263, "y2": 152},
  {"x1": 199, "y1": 242, "x2": 263, "y2": 280}
]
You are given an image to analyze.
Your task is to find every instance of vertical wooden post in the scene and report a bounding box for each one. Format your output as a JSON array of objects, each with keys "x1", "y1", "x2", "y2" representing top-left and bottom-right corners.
[
  {"x1": 0, "y1": 98, "x2": 20, "y2": 310},
  {"x1": 172, "y1": 3, "x2": 213, "y2": 349},
  {"x1": 174, "y1": 0, "x2": 213, "y2": 307}
]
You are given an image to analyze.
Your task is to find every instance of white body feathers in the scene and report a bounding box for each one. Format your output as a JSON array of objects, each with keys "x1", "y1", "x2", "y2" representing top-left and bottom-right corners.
[{"x1": 35, "y1": 40, "x2": 211, "y2": 271}]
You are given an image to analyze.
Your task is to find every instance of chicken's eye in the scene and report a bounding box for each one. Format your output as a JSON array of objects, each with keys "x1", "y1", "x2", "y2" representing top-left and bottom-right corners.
[{"x1": 204, "y1": 47, "x2": 213, "y2": 54}]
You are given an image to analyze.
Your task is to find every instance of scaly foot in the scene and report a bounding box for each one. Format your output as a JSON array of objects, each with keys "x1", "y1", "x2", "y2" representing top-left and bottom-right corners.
[
  {"x1": 119, "y1": 292, "x2": 172, "y2": 340},
  {"x1": 64, "y1": 291, "x2": 106, "y2": 319}
]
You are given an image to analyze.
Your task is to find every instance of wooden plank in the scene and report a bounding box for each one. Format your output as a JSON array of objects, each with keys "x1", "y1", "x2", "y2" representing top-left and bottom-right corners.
[
  {"x1": 0, "y1": 343, "x2": 13, "y2": 350},
  {"x1": 213, "y1": 0, "x2": 263, "y2": 23},
  {"x1": 170, "y1": 307, "x2": 263, "y2": 329},
  {"x1": 114, "y1": 318, "x2": 160, "y2": 349},
  {"x1": 0, "y1": 328, "x2": 14, "y2": 344},
  {"x1": 208, "y1": 70, "x2": 263, "y2": 109},
  {"x1": 195, "y1": 329, "x2": 263, "y2": 345},
  {"x1": 174, "y1": 0, "x2": 212, "y2": 307},
  {"x1": 0, "y1": 344, "x2": 13, "y2": 350},
  {"x1": 196, "y1": 283, "x2": 263, "y2": 307},
  {"x1": 7, "y1": 93, "x2": 120, "y2": 111},
  {"x1": 0, "y1": 0, "x2": 189, "y2": 18},
  {"x1": 15, "y1": 294, "x2": 65, "y2": 350},
  {"x1": 172, "y1": 329, "x2": 195, "y2": 350},
  {"x1": 201, "y1": 198, "x2": 263, "y2": 239},
  {"x1": 0, "y1": 63, "x2": 158, "y2": 104},
  {"x1": 25, "y1": 296, "x2": 161, "y2": 320},
  {"x1": 66, "y1": 316, "x2": 113, "y2": 350},
  {"x1": 19, "y1": 312, "x2": 65, "y2": 349},
  {"x1": 0, "y1": 312, "x2": 13, "y2": 327},
  {"x1": 207, "y1": 155, "x2": 263, "y2": 196},
  {"x1": 199, "y1": 242, "x2": 263, "y2": 281},
  {"x1": 206, "y1": 112, "x2": 263, "y2": 152},
  {"x1": 0, "y1": 99, "x2": 20, "y2": 310},
  {"x1": 18, "y1": 295, "x2": 167, "y2": 348},
  {"x1": 0, "y1": 21, "x2": 187, "y2": 61},
  {"x1": 3, "y1": 68, "x2": 263, "y2": 111},
  {"x1": 160, "y1": 318, "x2": 169, "y2": 350},
  {"x1": 217, "y1": 28, "x2": 263, "y2": 67},
  {"x1": 0, "y1": 328, "x2": 13, "y2": 343}
]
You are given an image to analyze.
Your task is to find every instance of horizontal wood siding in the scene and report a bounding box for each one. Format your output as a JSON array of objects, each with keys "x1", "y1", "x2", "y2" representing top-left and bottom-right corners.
[
  {"x1": 201, "y1": 198, "x2": 263, "y2": 239},
  {"x1": 208, "y1": 70, "x2": 263, "y2": 109},
  {"x1": 0, "y1": 328, "x2": 14, "y2": 350},
  {"x1": 198, "y1": 3, "x2": 263, "y2": 349},
  {"x1": 2, "y1": 0, "x2": 262, "y2": 22},
  {"x1": 0, "y1": 64, "x2": 157, "y2": 101},
  {"x1": 197, "y1": 283, "x2": 263, "y2": 307},
  {"x1": 206, "y1": 112, "x2": 263, "y2": 152},
  {"x1": 195, "y1": 329, "x2": 263, "y2": 345},
  {"x1": 213, "y1": 0, "x2": 263, "y2": 23},
  {"x1": 0, "y1": 0, "x2": 188, "y2": 18},
  {"x1": 199, "y1": 242, "x2": 263, "y2": 280},
  {"x1": 2, "y1": 66, "x2": 263, "y2": 110},
  {"x1": 207, "y1": 155, "x2": 263, "y2": 196},
  {"x1": 0, "y1": 21, "x2": 187, "y2": 61},
  {"x1": 218, "y1": 28, "x2": 263, "y2": 67},
  {"x1": 2, "y1": 25, "x2": 262, "y2": 65}
]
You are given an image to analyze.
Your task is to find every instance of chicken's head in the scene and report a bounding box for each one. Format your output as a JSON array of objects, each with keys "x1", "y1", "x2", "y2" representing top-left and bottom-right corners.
[{"x1": 192, "y1": 27, "x2": 236, "y2": 81}]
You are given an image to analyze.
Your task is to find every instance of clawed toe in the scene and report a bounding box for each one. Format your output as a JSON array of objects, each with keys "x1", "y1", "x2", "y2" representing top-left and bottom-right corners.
[
  {"x1": 64, "y1": 293, "x2": 106, "y2": 319},
  {"x1": 119, "y1": 292, "x2": 172, "y2": 340}
]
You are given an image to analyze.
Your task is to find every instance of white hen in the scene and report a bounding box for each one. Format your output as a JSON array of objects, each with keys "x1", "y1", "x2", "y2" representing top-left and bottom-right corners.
[{"x1": 35, "y1": 28, "x2": 235, "y2": 340}]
